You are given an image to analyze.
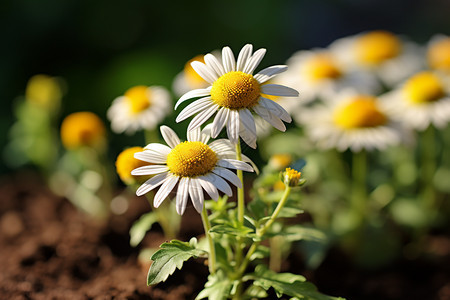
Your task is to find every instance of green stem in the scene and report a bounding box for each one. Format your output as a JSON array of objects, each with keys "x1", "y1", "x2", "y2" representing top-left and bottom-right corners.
[
  {"x1": 421, "y1": 125, "x2": 436, "y2": 210},
  {"x1": 351, "y1": 150, "x2": 367, "y2": 224},
  {"x1": 201, "y1": 204, "x2": 216, "y2": 274},
  {"x1": 155, "y1": 201, "x2": 178, "y2": 240},
  {"x1": 235, "y1": 141, "x2": 245, "y2": 225},
  {"x1": 237, "y1": 186, "x2": 292, "y2": 275},
  {"x1": 144, "y1": 129, "x2": 158, "y2": 145}
]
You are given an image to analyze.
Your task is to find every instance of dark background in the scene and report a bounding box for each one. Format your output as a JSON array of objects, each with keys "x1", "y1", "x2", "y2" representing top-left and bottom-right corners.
[{"x1": 1, "y1": 0, "x2": 450, "y2": 174}]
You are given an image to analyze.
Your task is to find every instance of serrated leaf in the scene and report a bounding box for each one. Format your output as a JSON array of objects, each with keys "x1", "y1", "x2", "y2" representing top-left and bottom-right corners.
[
  {"x1": 129, "y1": 212, "x2": 159, "y2": 247},
  {"x1": 248, "y1": 265, "x2": 344, "y2": 300},
  {"x1": 147, "y1": 239, "x2": 207, "y2": 285},
  {"x1": 209, "y1": 223, "x2": 256, "y2": 238},
  {"x1": 196, "y1": 272, "x2": 232, "y2": 300}
]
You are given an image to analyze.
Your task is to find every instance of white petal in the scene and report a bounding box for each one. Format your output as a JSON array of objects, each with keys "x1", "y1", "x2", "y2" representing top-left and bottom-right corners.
[
  {"x1": 200, "y1": 124, "x2": 213, "y2": 144},
  {"x1": 136, "y1": 172, "x2": 169, "y2": 196},
  {"x1": 222, "y1": 46, "x2": 236, "y2": 73},
  {"x1": 153, "y1": 175, "x2": 179, "y2": 208},
  {"x1": 131, "y1": 165, "x2": 169, "y2": 176},
  {"x1": 189, "y1": 179, "x2": 204, "y2": 213},
  {"x1": 191, "y1": 61, "x2": 218, "y2": 83},
  {"x1": 211, "y1": 107, "x2": 230, "y2": 138},
  {"x1": 209, "y1": 139, "x2": 235, "y2": 153},
  {"x1": 175, "y1": 88, "x2": 212, "y2": 110},
  {"x1": 176, "y1": 177, "x2": 189, "y2": 215},
  {"x1": 176, "y1": 98, "x2": 214, "y2": 123},
  {"x1": 204, "y1": 53, "x2": 225, "y2": 77},
  {"x1": 254, "y1": 65, "x2": 288, "y2": 84},
  {"x1": 258, "y1": 97, "x2": 292, "y2": 123},
  {"x1": 236, "y1": 44, "x2": 253, "y2": 72},
  {"x1": 239, "y1": 126, "x2": 257, "y2": 149},
  {"x1": 197, "y1": 177, "x2": 219, "y2": 201},
  {"x1": 261, "y1": 84, "x2": 299, "y2": 97},
  {"x1": 134, "y1": 150, "x2": 168, "y2": 164},
  {"x1": 217, "y1": 158, "x2": 254, "y2": 172},
  {"x1": 226, "y1": 110, "x2": 240, "y2": 144},
  {"x1": 203, "y1": 173, "x2": 232, "y2": 196},
  {"x1": 212, "y1": 167, "x2": 242, "y2": 189},
  {"x1": 239, "y1": 108, "x2": 257, "y2": 141},
  {"x1": 187, "y1": 126, "x2": 202, "y2": 142},
  {"x1": 243, "y1": 48, "x2": 266, "y2": 74},
  {"x1": 253, "y1": 105, "x2": 286, "y2": 132},
  {"x1": 187, "y1": 103, "x2": 219, "y2": 132},
  {"x1": 160, "y1": 126, "x2": 181, "y2": 148},
  {"x1": 143, "y1": 143, "x2": 172, "y2": 155}
]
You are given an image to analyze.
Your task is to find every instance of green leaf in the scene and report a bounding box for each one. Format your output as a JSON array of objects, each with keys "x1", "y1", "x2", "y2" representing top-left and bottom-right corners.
[
  {"x1": 196, "y1": 271, "x2": 233, "y2": 300},
  {"x1": 147, "y1": 239, "x2": 207, "y2": 285},
  {"x1": 248, "y1": 265, "x2": 344, "y2": 300},
  {"x1": 129, "y1": 212, "x2": 159, "y2": 247},
  {"x1": 209, "y1": 223, "x2": 256, "y2": 239},
  {"x1": 278, "y1": 225, "x2": 327, "y2": 243}
]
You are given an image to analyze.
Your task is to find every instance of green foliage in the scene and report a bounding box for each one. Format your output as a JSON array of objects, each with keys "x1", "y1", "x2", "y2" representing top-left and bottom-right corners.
[
  {"x1": 129, "y1": 212, "x2": 159, "y2": 247},
  {"x1": 196, "y1": 271, "x2": 233, "y2": 300},
  {"x1": 246, "y1": 265, "x2": 345, "y2": 300},
  {"x1": 147, "y1": 238, "x2": 207, "y2": 285}
]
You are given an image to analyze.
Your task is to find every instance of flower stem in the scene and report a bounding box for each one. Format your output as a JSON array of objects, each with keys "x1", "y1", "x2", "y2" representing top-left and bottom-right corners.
[
  {"x1": 201, "y1": 204, "x2": 216, "y2": 274},
  {"x1": 421, "y1": 125, "x2": 436, "y2": 210},
  {"x1": 235, "y1": 141, "x2": 245, "y2": 225},
  {"x1": 237, "y1": 185, "x2": 292, "y2": 275},
  {"x1": 351, "y1": 149, "x2": 367, "y2": 224}
]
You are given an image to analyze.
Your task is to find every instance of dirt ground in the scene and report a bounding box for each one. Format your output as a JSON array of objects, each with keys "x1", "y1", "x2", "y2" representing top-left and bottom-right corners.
[{"x1": 0, "y1": 171, "x2": 449, "y2": 299}]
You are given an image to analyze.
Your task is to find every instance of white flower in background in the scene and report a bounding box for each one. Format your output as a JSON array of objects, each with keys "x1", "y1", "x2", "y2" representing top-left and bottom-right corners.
[
  {"x1": 107, "y1": 85, "x2": 171, "y2": 134},
  {"x1": 297, "y1": 90, "x2": 410, "y2": 152},
  {"x1": 175, "y1": 44, "x2": 299, "y2": 149},
  {"x1": 329, "y1": 30, "x2": 424, "y2": 87},
  {"x1": 426, "y1": 34, "x2": 450, "y2": 74},
  {"x1": 275, "y1": 48, "x2": 380, "y2": 104},
  {"x1": 380, "y1": 71, "x2": 450, "y2": 131},
  {"x1": 172, "y1": 54, "x2": 209, "y2": 97},
  {"x1": 131, "y1": 125, "x2": 254, "y2": 215}
]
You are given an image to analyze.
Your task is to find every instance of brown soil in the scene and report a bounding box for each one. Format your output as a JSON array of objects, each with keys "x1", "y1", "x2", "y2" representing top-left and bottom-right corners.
[{"x1": 0, "y1": 171, "x2": 449, "y2": 300}]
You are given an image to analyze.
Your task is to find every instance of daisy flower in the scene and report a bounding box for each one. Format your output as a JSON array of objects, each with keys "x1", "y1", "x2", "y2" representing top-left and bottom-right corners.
[
  {"x1": 297, "y1": 90, "x2": 409, "y2": 152},
  {"x1": 131, "y1": 125, "x2": 254, "y2": 215},
  {"x1": 329, "y1": 30, "x2": 424, "y2": 87},
  {"x1": 275, "y1": 48, "x2": 380, "y2": 104},
  {"x1": 426, "y1": 34, "x2": 450, "y2": 74},
  {"x1": 173, "y1": 54, "x2": 210, "y2": 97},
  {"x1": 115, "y1": 146, "x2": 151, "y2": 185},
  {"x1": 107, "y1": 85, "x2": 171, "y2": 134},
  {"x1": 175, "y1": 44, "x2": 299, "y2": 149},
  {"x1": 380, "y1": 71, "x2": 450, "y2": 131},
  {"x1": 60, "y1": 111, "x2": 106, "y2": 151}
]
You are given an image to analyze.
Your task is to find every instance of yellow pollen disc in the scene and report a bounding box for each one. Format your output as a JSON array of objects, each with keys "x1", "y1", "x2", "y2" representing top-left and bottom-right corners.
[
  {"x1": 427, "y1": 38, "x2": 450, "y2": 72},
  {"x1": 403, "y1": 72, "x2": 445, "y2": 104},
  {"x1": 115, "y1": 147, "x2": 150, "y2": 184},
  {"x1": 60, "y1": 112, "x2": 106, "y2": 150},
  {"x1": 211, "y1": 71, "x2": 261, "y2": 109},
  {"x1": 333, "y1": 95, "x2": 387, "y2": 129},
  {"x1": 304, "y1": 53, "x2": 342, "y2": 81},
  {"x1": 166, "y1": 141, "x2": 218, "y2": 177},
  {"x1": 185, "y1": 55, "x2": 207, "y2": 86},
  {"x1": 284, "y1": 167, "x2": 302, "y2": 186},
  {"x1": 356, "y1": 31, "x2": 401, "y2": 65},
  {"x1": 124, "y1": 86, "x2": 151, "y2": 114}
]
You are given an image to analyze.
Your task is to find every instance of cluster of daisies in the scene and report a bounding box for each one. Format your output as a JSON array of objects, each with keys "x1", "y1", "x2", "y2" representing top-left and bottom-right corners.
[
  {"x1": 111, "y1": 44, "x2": 299, "y2": 215},
  {"x1": 109, "y1": 31, "x2": 450, "y2": 215}
]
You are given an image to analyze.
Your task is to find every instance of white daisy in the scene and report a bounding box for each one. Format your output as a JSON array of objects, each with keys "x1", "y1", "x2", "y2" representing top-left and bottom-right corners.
[
  {"x1": 380, "y1": 71, "x2": 450, "y2": 131},
  {"x1": 107, "y1": 85, "x2": 171, "y2": 134},
  {"x1": 131, "y1": 125, "x2": 254, "y2": 215},
  {"x1": 297, "y1": 90, "x2": 410, "y2": 152},
  {"x1": 274, "y1": 48, "x2": 380, "y2": 104},
  {"x1": 175, "y1": 44, "x2": 299, "y2": 149},
  {"x1": 426, "y1": 34, "x2": 450, "y2": 74},
  {"x1": 172, "y1": 54, "x2": 210, "y2": 97},
  {"x1": 329, "y1": 30, "x2": 424, "y2": 87}
]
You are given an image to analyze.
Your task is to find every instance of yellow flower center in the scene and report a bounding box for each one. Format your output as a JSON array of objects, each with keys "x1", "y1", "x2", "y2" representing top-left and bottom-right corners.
[
  {"x1": 333, "y1": 96, "x2": 387, "y2": 129},
  {"x1": 211, "y1": 71, "x2": 261, "y2": 109},
  {"x1": 124, "y1": 86, "x2": 151, "y2": 114},
  {"x1": 269, "y1": 154, "x2": 292, "y2": 171},
  {"x1": 60, "y1": 112, "x2": 106, "y2": 150},
  {"x1": 185, "y1": 55, "x2": 207, "y2": 86},
  {"x1": 166, "y1": 141, "x2": 218, "y2": 177},
  {"x1": 25, "y1": 74, "x2": 63, "y2": 108},
  {"x1": 284, "y1": 167, "x2": 302, "y2": 187},
  {"x1": 403, "y1": 72, "x2": 445, "y2": 104},
  {"x1": 115, "y1": 147, "x2": 150, "y2": 184},
  {"x1": 427, "y1": 38, "x2": 450, "y2": 72},
  {"x1": 356, "y1": 31, "x2": 401, "y2": 65},
  {"x1": 304, "y1": 54, "x2": 342, "y2": 81}
]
